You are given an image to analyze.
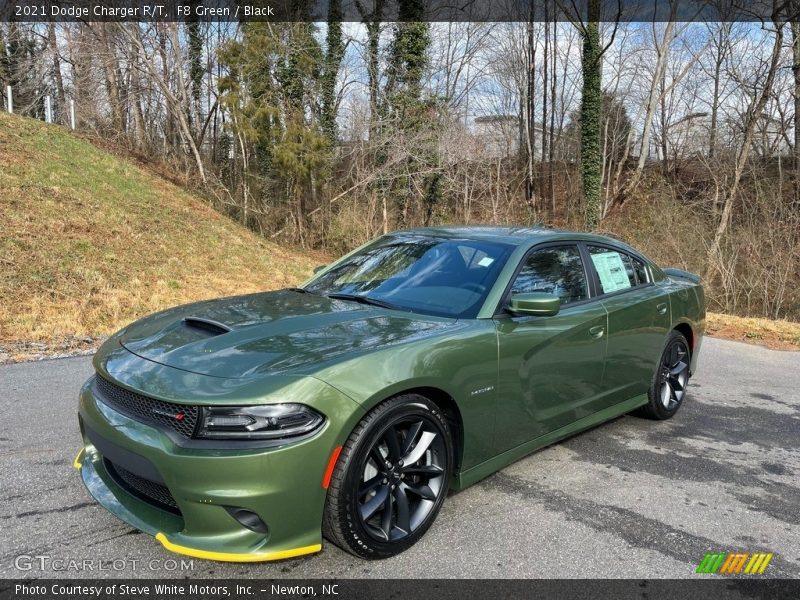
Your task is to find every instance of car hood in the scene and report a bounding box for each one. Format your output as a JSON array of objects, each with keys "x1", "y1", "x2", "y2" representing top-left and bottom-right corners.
[{"x1": 119, "y1": 290, "x2": 454, "y2": 379}]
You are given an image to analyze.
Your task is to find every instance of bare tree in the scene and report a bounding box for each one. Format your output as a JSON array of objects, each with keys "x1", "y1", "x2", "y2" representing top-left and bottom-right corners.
[
  {"x1": 706, "y1": 17, "x2": 786, "y2": 278},
  {"x1": 119, "y1": 23, "x2": 206, "y2": 181}
]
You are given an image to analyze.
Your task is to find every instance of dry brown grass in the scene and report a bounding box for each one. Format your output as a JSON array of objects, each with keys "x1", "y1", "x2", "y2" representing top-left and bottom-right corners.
[
  {"x1": 707, "y1": 312, "x2": 800, "y2": 351},
  {"x1": 0, "y1": 112, "x2": 324, "y2": 357}
]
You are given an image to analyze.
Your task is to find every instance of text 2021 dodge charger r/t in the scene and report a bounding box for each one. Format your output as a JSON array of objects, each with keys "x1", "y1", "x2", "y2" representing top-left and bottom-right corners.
[{"x1": 76, "y1": 226, "x2": 705, "y2": 561}]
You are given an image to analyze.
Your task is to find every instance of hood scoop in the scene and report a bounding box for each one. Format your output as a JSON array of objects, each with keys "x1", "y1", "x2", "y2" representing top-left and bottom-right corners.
[{"x1": 182, "y1": 316, "x2": 231, "y2": 337}]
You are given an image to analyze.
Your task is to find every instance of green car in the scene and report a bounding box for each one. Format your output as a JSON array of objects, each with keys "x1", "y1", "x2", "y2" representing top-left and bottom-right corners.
[{"x1": 76, "y1": 227, "x2": 705, "y2": 561}]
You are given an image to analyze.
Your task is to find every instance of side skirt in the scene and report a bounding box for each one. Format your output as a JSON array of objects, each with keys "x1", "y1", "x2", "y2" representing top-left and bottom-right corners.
[{"x1": 452, "y1": 393, "x2": 648, "y2": 491}]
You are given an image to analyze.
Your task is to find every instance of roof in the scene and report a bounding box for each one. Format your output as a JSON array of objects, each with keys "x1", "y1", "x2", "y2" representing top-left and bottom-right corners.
[
  {"x1": 394, "y1": 225, "x2": 568, "y2": 246},
  {"x1": 392, "y1": 225, "x2": 645, "y2": 256}
]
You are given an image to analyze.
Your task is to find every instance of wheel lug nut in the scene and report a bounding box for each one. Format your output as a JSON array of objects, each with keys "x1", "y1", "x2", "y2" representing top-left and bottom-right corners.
[
  {"x1": 391, "y1": 484, "x2": 396, "y2": 490},
  {"x1": 382, "y1": 478, "x2": 388, "y2": 484}
]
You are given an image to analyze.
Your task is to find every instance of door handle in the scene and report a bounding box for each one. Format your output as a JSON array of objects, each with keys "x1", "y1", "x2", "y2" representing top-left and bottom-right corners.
[
  {"x1": 657, "y1": 303, "x2": 668, "y2": 315},
  {"x1": 589, "y1": 326, "x2": 605, "y2": 339}
]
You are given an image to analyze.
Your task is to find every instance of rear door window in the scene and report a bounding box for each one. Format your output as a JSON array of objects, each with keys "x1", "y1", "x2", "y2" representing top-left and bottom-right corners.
[{"x1": 588, "y1": 246, "x2": 637, "y2": 294}]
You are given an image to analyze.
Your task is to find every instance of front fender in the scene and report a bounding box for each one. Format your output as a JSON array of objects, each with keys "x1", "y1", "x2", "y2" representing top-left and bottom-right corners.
[{"x1": 312, "y1": 320, "x2": 499, "y2": 472}]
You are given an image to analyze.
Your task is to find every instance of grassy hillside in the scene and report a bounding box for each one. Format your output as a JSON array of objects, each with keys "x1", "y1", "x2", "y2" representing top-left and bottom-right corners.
[{"x1": 0, "y1": 113, "x2": 321, "y2": 360}]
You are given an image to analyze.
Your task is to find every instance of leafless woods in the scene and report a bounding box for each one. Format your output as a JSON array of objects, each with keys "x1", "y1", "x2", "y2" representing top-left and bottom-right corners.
[{"x1": 1, "y1": 17, "x2": 798, "y2": 320}]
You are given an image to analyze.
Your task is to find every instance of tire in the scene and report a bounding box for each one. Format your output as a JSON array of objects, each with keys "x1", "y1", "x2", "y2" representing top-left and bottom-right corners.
[
  {"x1": 636, "y1": 330, "x2": 691, "y2": 420},
  {"x1": 323, "y1": 394, "x2": 453, "y2": 559}
]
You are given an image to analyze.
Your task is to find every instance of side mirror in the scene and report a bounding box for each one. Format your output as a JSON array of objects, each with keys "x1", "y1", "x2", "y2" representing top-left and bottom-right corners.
[
  {"x1": 313, "y1": 265, "x2": 327, "y2": 274},
  {"x1": 508, "y1": 292, "x2": 561, "y2": 317}
]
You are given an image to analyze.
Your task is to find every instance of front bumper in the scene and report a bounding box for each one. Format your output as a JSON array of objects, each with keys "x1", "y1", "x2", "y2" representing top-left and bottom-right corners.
[{"x1": 76, "y1": 373, "x2": 364, "y2": 562}]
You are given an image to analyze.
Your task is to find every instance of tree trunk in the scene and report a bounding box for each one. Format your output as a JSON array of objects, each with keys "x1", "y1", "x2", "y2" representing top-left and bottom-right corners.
[
  {"x1": 635, "y1": 19, "x2": 675, "y2": 177},
  {"x1": 169, "y1": 23, "x2": 193, "y2": 145},
  {"x1": 357, "y1": 0, "x2": 383, "y2": 139},
  {"x1": 541, "y1": 14, "x2": 550, "y2": 208},
  {"x1": 99, "y1": 24, "x2": 125, "y2": 134},
  {"x1": 549, "y1": 18, "x2": 557, "y2": 215},
  {"x1": 709, "y1": 24, "x2": 728, "y2": 159},
  {"x1": 156, "y1": 24, "x2": 175, "y2": 148},
  {"x1": 524, "y1": 19, "x2": 536, "y2": 208},
  {"x1": 792, "y1": 22, "x2": 800, "y2": 170},
  {"x1": 580, "y1": 3, "x2": 602, "y2": 230},
  {"x1": 129, "y1": 38, "x2": 147, "y2": 150},
  {"x1": 660, "y1": 78, "x2": 668, "y2": 174},
  {"x1": 48, "y1": 23, "x2": 67, "y2": 121},
  {"x1": 186, "y1": 15, "x2": 204, "y2": 127},
  {"x1": 321, "y1": 0, "x2": 344, "y2": 145}
]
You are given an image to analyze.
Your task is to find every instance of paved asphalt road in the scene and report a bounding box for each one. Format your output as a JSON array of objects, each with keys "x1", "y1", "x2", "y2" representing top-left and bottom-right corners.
[{"x1": 0, "y1": 337, "x2": 798, "y2": 579}]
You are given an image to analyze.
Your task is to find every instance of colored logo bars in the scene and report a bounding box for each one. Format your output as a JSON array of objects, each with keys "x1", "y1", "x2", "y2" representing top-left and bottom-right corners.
[{"x1": 696, "y1": 552, "x2": 774, "y2": 575}]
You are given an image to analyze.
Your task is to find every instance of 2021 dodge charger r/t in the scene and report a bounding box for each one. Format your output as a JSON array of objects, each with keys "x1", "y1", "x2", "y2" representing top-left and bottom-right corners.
[{"x1": 76, "y1": 226, "x2": 705, "y2": 561}]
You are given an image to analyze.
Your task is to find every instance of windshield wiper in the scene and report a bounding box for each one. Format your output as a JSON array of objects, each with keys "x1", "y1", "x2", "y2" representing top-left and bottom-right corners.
[{"x1": 326, "y1": 293, "x2": 405, "y2": 311}]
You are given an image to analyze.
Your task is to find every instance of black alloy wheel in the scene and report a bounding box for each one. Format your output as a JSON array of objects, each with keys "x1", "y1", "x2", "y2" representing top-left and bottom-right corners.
[
  {"x1": 638, "y1": 330, "x2": 691, "y2": 420},
  {"x1": 659, "y1": 338, "x2": 690, "y2": 410},
  {"x1": 357, "y1": 415, "x2": 447, "y2": 542},
  {"x1": 323, "y1": 394, "x2": 453, "y2": 559}
]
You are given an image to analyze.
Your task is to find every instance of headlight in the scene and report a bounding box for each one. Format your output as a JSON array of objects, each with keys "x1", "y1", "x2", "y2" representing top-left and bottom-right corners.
[{"x1": 196, "y1": 404, "x2": 325, "y2": 440}]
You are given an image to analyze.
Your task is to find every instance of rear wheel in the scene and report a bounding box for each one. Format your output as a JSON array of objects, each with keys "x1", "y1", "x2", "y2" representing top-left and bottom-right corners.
[
  {"x1": 323, "y1": 394, "x2": 453, "y2": 559},
  {"x1": 637, "y1": 330, "x2": 691, "y2": 420}
]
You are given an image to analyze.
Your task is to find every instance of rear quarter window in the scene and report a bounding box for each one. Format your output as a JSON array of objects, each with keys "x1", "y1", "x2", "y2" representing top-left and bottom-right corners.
[{"x1": 630, "y1": 256, "x2": 650, "y2": 284}]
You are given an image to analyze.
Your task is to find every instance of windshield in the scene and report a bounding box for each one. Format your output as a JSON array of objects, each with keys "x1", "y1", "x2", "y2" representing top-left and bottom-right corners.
[{"x1": 304, "y1": 235, "x2": 513, "y2": 318}]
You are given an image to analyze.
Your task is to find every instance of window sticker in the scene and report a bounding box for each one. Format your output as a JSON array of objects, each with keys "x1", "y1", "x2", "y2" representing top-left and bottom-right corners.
[
  {"x1": 591, "y1": 252, "x2": 632, "y2": 293},
  {"x1": 477, "y1": 256, "x2": 494, "y2": 267}
]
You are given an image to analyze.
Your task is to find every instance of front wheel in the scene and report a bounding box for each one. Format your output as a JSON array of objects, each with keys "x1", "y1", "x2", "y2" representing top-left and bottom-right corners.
[
  {"x1": 323, "y1": 394, "x2": 453, "y2": 559},
  {"x1": 637, "y1": 330, "x2": 691, "y2": 420}
]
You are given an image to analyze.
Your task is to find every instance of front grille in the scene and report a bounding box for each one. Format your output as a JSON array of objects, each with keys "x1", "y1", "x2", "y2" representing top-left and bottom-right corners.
[
  {"x1": 105, "y1": 459, "x2": 181, "y2": 514},
  {"x1": 95, "y1": 375, "x2": 199, "y2": 438}
]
